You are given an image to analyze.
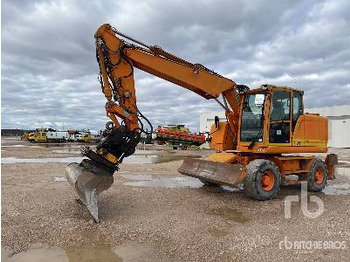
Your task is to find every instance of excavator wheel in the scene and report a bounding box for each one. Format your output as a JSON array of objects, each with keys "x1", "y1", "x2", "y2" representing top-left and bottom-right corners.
[
  {"x1": 307, "y1": 158, "x2": 328, "y2": 192},
  {"x1": 244, "y1": 159, "x2": 281, "y2": 200}
]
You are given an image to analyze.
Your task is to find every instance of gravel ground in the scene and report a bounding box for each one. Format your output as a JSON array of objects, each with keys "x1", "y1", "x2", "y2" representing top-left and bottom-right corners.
[{"x1": 1, "y1": 137, "x2": 350, "y2": 261}]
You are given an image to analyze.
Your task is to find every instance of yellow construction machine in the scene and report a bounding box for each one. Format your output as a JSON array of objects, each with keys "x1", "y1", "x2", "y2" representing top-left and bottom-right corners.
[
  {"x1": 76, "y1": 132, "x2": 92, "y2": 143},
  {"x1": 27, "y1": 132, "x2": 35, "y2": 142},
  {"x1": 31, "y1": 132, "x2": 47, "y2": 143},
  {"x1": 66, "y1": 24, "x2": 337, "y2": 222}
]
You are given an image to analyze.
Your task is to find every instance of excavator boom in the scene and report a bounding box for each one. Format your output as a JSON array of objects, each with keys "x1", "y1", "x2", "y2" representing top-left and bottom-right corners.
[{"x1": 94, "y1": 24, "x2": 241, "y2": 132}]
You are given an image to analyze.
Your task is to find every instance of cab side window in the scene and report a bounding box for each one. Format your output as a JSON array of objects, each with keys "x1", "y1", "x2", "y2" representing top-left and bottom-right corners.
[
  {"x1": 292, "y1": 92, "x2": 303, "y2": 130},
  {"x1": 270, "y1": 91, "x2": 290, "y2": 121},
  {"x1": 269, "y1": 91, "x2": 291, "y2": 143}
]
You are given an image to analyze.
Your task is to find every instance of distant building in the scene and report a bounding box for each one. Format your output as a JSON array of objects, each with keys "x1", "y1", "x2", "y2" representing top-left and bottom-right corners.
[
  {"x1": 199, "y1": 112, "x2": 226, "y2": 134},
  {"x1": 200, "y1": 105, "x2": 350, "y2": 148},
  {"x1": 1, "y1": 129, "x2": 25, "y2": 137},
  {"x1": 305, "y1": 105, "x2": 350, "y2": 148}
]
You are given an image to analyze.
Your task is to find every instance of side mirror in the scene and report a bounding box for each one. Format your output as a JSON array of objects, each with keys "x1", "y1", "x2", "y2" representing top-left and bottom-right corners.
[{"x1": 214, "y1": 116, "x2": 220, "y2": 129}]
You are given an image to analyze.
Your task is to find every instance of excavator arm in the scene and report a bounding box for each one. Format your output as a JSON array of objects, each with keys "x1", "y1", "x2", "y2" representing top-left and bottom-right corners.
[
  {"x1": 94, "y1": 24, "x2": 241, "y2": 148},
  {"x1": 66, "y1": 24, "x2": 247, "y2": 222}
]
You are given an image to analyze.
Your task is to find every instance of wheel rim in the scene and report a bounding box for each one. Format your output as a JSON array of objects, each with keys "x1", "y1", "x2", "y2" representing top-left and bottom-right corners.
[
  {"x1": 314, "y1": 167, "x2": 324, "y2": 184},
  {"x1": 261, "y1": 171, "x2": 275, "y2": 191}
]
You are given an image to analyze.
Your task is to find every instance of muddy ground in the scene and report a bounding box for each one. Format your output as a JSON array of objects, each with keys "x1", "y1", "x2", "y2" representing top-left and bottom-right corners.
[{"x1": 1, "y1": 137, "x2": 350, "y2": 261}]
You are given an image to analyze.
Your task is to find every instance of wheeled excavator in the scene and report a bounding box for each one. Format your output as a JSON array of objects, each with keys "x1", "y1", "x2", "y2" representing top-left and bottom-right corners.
[{"x1": 66, "y1": 24, "x2": 337, "y2": 222}]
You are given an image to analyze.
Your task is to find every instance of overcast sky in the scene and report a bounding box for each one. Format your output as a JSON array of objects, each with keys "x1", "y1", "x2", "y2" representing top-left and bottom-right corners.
[{"x1": 2, "y1": 0, "x2": 350, "y2": 131}]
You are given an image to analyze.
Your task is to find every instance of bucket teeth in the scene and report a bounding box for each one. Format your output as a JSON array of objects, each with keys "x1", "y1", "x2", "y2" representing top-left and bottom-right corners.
[{"x1": 66, "y1": 159, "x2": 114, "y2": 223}]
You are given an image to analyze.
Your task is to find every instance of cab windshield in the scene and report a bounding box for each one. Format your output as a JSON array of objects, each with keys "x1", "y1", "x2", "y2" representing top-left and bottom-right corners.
[{"x1": 240, "y1": 93, "x2": 265, "y2": 142}]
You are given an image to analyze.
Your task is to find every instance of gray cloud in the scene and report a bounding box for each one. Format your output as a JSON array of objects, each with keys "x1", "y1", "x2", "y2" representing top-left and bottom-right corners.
[{"x1": 2, "y1": 0, "x2": 349, "y2": 131}]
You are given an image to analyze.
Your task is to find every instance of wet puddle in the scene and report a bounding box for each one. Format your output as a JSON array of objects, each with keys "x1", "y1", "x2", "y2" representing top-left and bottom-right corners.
[
  {"x1": 3, "y1": 247, "x2": 69, "y2": 262},
  {"x1": 338, "y1": 160, "x2": 350, "y2": 167},
  {"x1": 123, "y1": 152, "x2": 192, "y2": 164},
  {"x1": 1, "y1": 145, "x2": 43, "y2": 149},
  {"x1": 323, "y1": 167, "x2": 350, "y2": 196},
  {"x1": 336, "y1": 167, "x2": 350, "y2": 177},
  {"x1": 51, "y1": 147, "x2": 199, "y2": 164},
  {"x1": 122, "y1": 174, "x2": 203, "y2": 188},
  {"x1": 65, "y1": 245, "x2": 123, "y2": 262},
  {"x1": 208, "y1": 207, "x2": 249, "y2": 223},
  {"x1": 3, "y1": 242, "x2": 158, "y2": 262},
  {"x1": 52, "y1": 149, "x2": 82, "y2": 154},
  {"x1": 1, "y1": 157, "x2": 85, "y2": 164},
  {"x1": 1, "y1": 153, "x2": 198, "y2": 165},
  {"x1": 54, "y1": 176, "x2": 68, "y2": 182},
  {"x1": 2, "y1": 145, "x2": 30, "y2": 148},
  {"x1": 36, "y1": 143, "x2": 86, "y2": 148}
]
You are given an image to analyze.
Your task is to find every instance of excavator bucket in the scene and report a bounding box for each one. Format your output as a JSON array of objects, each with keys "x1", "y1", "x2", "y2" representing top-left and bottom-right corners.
[
  {"x1": 65, "y1": 159, "x2": 114, "y2": 222},
  {"x1": 178, "y1": 158, "x2": 245, "y2": 187}
]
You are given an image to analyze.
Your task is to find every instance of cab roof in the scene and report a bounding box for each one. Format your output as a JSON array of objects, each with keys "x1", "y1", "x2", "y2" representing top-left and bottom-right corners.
[{"x1": 246, "y1": 84, "x2": 304, "y2": 95}]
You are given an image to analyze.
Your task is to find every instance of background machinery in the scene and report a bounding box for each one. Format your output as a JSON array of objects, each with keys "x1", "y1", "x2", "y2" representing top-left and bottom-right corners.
[
  {"x1": 66, "y1": 24, "x2": 337, "y2": 222},
  {"x1": 75, "y1": 132, "x2": 92, "y2": 143},
  {"x1": 27, "y1": 128, "x2": 48, "y2": 143},
  {"x1": 155, "y1": 125, "x2": 206, "y2": 149}
]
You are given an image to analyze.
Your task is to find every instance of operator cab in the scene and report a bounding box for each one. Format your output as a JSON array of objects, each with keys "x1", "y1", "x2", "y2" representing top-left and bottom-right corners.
[
  {"x1": 240, "y1": 85, "x2": 303, "y2": 144},
  {"x1": 236, "y1": 84, "x2": 327, "y2": 154}
]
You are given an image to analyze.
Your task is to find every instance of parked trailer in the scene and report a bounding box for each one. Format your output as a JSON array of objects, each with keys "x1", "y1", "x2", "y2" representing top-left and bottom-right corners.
[
  {"x1": 46, "y1": 131, "x2": 69, "y2": 143},
  {"x1": 155, "y1": 125, "x2": 206, "y2": 149}
]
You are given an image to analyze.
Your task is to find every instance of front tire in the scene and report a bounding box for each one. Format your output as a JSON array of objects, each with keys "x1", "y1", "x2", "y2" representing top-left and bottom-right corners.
[{"x1": 244, "y1": 159, "x2": 281, "y2": 200}]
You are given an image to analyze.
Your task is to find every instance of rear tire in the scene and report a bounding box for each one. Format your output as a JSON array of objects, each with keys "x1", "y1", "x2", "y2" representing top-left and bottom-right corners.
[
  {"x1": 244, "y1": 159, "x2": 281, "y2": 200},
  {"x1": 307, "y1": 158, "x2": 328, "y2": 192}
]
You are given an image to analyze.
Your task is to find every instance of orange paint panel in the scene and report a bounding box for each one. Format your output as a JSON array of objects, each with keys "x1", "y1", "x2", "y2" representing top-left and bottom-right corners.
[
  {"x1": 127, "y1": 49, "x2": 235, "y2": 99},
  {"x1": 237, "y1": 145, "x2": 327, "y2": 154},
  {"x1": 209, "y1": 122, "x2": 234, "y2": 151},
  {"x1": 293, "y1": 114, "x2": 328, "y2": 150},
  {"x1": 205, "y1": 152, "x2": 238, "y2": 163}
]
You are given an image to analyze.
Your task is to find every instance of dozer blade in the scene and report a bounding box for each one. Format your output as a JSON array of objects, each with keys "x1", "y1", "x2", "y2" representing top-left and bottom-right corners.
[
  {"x1": 65, "y1": 159, "x2": 114, "y2": 223},
  {"x1": 178, "y1": 158, "x2": 245, "y2": 187}
]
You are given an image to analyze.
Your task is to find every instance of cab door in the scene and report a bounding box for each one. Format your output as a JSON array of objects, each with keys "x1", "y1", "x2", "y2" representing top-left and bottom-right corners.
[
  {"x1": 292, "y1": 91, "x2": 303, "y2": 132},
  {"x1": 269, "y1": 91, "x2": 291, "y2": 144}
]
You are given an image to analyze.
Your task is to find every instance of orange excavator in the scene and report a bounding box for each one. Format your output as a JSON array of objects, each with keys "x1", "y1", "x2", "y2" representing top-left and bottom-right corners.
[{"x1": 66, "y1": 24, "x2": 337, "y2": 222}]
